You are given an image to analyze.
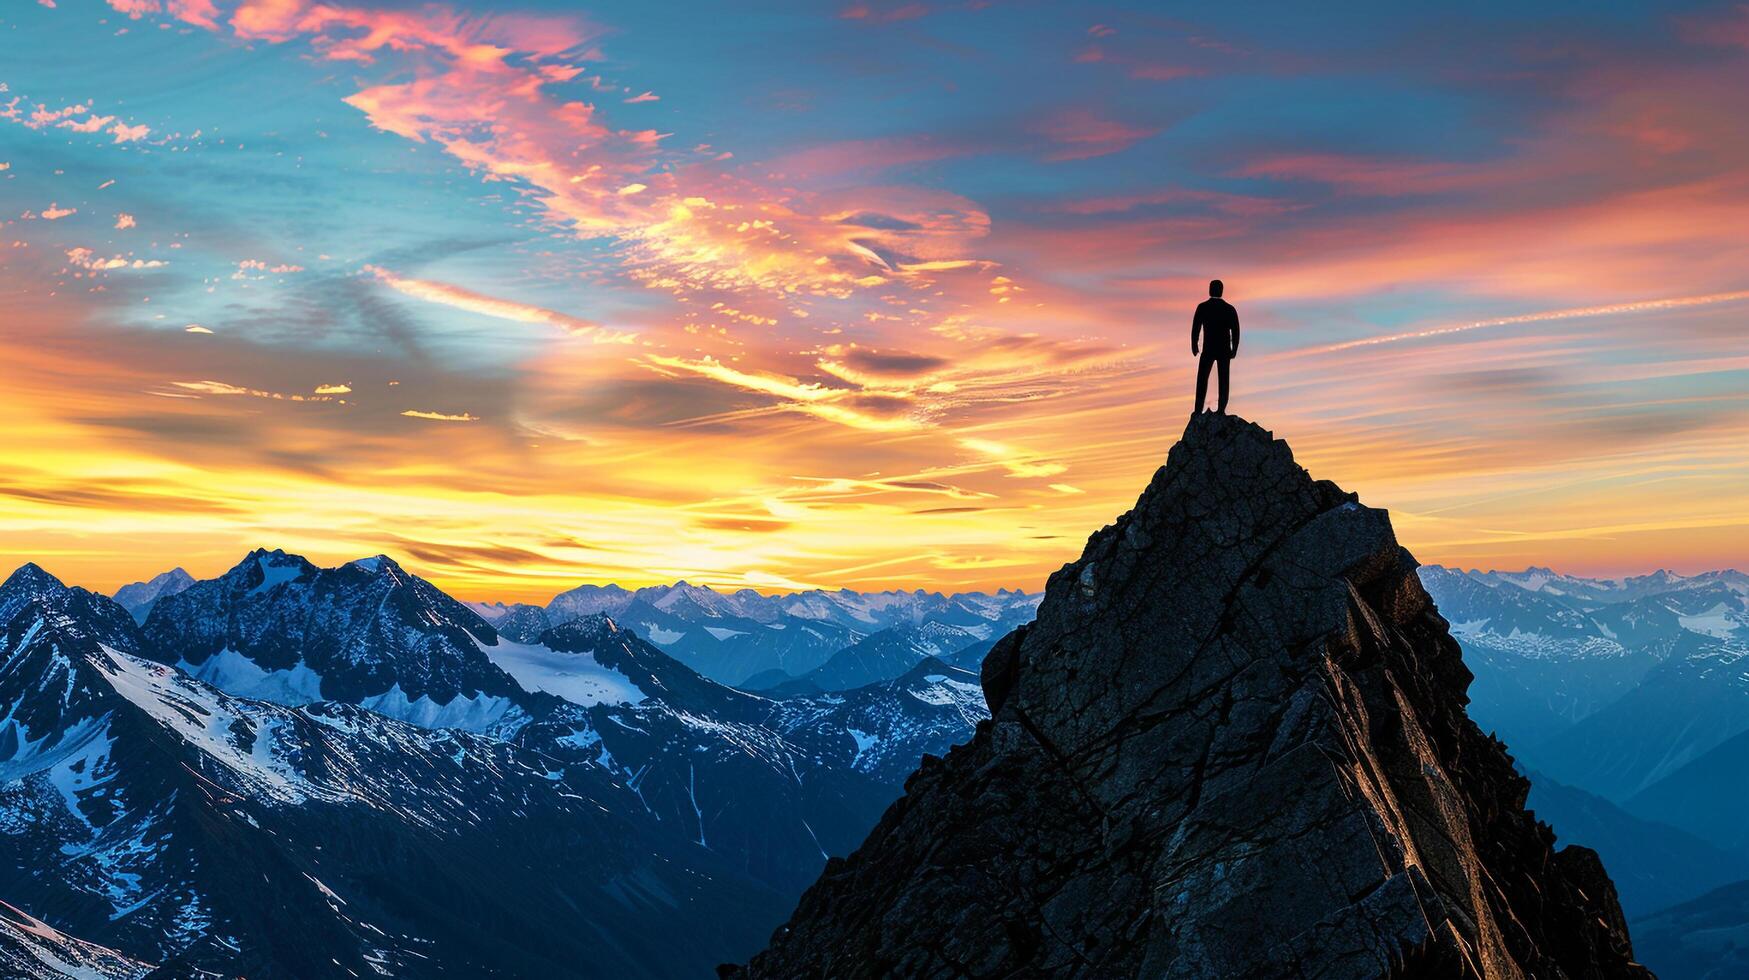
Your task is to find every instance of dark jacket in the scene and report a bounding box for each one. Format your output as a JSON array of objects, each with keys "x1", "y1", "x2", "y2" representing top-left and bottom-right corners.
[{"x1": 1192, "y1": 298, "x2": 1240, "y2": 358}]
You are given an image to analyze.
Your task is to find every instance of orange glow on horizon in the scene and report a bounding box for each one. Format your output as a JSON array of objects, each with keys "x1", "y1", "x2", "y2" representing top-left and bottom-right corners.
[{"x1": 3, "y1": 0, "x2": 1747, "y2": 602}]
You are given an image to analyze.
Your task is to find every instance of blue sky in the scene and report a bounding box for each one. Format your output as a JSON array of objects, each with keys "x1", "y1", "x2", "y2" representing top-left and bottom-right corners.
[{"x1": 2, "y1": 0, "x2": 1746, "y2": 599}]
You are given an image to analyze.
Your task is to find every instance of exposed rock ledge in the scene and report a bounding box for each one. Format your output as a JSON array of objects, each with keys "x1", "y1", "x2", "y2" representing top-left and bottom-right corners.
[{"x1": 728, "y1": 413, "x2": 1652, "y2": 979}]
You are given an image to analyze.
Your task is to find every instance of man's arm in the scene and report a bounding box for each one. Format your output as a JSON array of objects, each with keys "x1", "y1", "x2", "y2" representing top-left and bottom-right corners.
[
  {"x1": 1230, "y1": 308, "x2": 1240, "y2": 356},
  {"x1": 1191, "y1": 306, "x2": 1201, "y2": 356}
]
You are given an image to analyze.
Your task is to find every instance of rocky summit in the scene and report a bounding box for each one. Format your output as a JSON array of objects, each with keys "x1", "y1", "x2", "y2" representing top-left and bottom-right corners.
[{"x1": 731, "y1": 413, "x2": 1652, "y2": 980}]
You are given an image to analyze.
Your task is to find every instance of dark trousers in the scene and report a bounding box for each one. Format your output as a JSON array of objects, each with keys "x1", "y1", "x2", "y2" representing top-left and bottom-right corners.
[{"x1": 1195, "y1": 354, "x2": 1230, "y2": 412}]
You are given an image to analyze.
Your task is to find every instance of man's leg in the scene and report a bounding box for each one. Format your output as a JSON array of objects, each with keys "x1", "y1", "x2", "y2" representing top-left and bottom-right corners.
[
  {"x1": 1195, "y1": 356, "x2": 1213, "y2": 413},
  {"x1": 1216, "y1": 357, "x2": 1230, "y2": 413}
]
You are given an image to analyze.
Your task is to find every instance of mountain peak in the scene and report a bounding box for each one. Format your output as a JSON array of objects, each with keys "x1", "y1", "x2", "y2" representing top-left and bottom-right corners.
[
  {"x1": 348, "y1": 554, "x2": 394, "y2": 573},
  {"x1": 2, "y1": 562, "x2": 66, "y2": 599},
  {"x1": 110, "y1": 567, "x2": 196, "y2": 622},
  {"x1": 733, "y1": 413, "x2": 1649, "y2": 979}
]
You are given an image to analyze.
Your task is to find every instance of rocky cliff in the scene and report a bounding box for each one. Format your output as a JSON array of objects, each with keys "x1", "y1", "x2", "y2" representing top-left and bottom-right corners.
[{"x1": 730, "y1": 413, "x2": 1652, "y2": 979}]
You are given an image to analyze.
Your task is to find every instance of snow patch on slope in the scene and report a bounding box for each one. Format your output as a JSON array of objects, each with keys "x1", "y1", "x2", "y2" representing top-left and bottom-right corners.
[
  {"x1": 95, "y1": 649, "x2": 319, "y2": 804},
  {"x1": 176, "y1": 650, "x2": 325, "y2": 706},
  {"x1": 1679, "y1": 603, "x2": 1743, "y2": 639},
  {"x1": 642, "y1": 624, "x2": 685, "y2": 645},
  {"x1": 480, "y1": 638, "x2": 646, "y2": 707},
  {"x1": 247, "y1": 555, "x2": 303, "y2": 596},
  {"x1": 357, "y1": 685, "x2": 518, "y2": 731}
]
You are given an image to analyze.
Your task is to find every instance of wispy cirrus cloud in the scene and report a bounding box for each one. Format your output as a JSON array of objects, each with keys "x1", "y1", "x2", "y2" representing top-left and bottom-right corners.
[
  {"x1": 1235, "y1": 153, "x2": 1499, "y2": 196},
  {"x1": 1031, "y1": 108, "x2": 1159, "y2": 161},
  {"x1": 401, "y1": 409, "x2": 480, "y2": 422},
  {"x1": 363, "y1": 265, "x2": 622, "y2": 339}
]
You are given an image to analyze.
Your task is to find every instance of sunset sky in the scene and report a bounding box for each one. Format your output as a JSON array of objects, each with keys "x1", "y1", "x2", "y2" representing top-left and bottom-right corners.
[{"x1": 2, "y1": 0, "x2": 1746, "y2": 602}]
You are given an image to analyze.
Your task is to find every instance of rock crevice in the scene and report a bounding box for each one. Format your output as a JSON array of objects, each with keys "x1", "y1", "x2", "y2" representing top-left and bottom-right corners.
[{"x1": 730, "y1": 414, "x2": 1651, "y2": 979}]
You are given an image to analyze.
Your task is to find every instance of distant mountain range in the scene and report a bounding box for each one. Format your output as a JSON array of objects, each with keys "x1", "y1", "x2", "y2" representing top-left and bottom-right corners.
[
  {"x1": 471, "y1": 580, "x2": 1039, "y2": 688},
  {"x1": 109, "y1": 567, "x2": 193, "y2": 624},
  {"x1": 1419, "y1": 563, "x2": 1749, "y2": 978},
  {"x1": 0, "y1": 554, "x2": 1007, "y2": 977},
  {"x1": 9, "y1": 555, "x2": 1745, "y2": 977}
]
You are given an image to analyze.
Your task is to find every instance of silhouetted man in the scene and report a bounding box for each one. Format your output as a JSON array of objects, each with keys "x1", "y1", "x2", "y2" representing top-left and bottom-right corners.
[{"x1": 1192, "y1": 279, "x2": 1240, "y2": 414}]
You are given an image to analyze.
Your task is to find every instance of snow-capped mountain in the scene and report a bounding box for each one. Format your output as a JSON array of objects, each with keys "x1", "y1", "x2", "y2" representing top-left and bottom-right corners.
[
  {"x1": 109, "y1": 568, "x2": 193, "y2": 624},
  {"x1": 772, "y1": 658, "x2": 990, "y2": 785},
  {"x1": 544, "y1": 583, "x2": 635, "y2": 622},
  {"x1": 132, "y1": 553, "x2": 995, "y2": 897},
  {"x1": 465, "y1": 600, "x2": 552, "y2": 644},
  {"x1": 1419, "y1": 561, "x2": 1749, "y2": 957},
  {"x1": 596, "y1": 597, "x2": 860, "y2": 686},
  {"x1": 0, "y1": 565, "x2": 141, "y2": 655},
  {"x1": 13, "y1": 549, "x2": 1742, "y2": 977},
  {"x1": 528, "y1": 581, "x2": 1041, "y2": 687},
  {"x1": 762, "y1": 620, "x2": 991, "y2": 693},
  {"x1": 1419, "y1": 564, "x2": 1748, "y2": 759},
  {"x1": 2, "y1": 552, "x2": 1016, "y2": 975},
  {"x1": 140, "y1": 550, "x2": 529, "y2": 732},
  {"x1": 0, "y1": 566, "x2": 785, "y2": 978}
]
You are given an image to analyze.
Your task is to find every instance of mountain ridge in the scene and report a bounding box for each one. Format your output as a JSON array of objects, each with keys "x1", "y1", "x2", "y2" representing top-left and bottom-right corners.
[
  {"x1": 732, "y1": 412, "x2": 1649, "y2": 979},
  {"x1": 1, "y1": 553, "x2": 993, "y2": 976}
]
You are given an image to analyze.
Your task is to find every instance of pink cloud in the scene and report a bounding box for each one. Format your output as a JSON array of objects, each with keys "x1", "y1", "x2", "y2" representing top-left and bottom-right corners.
[
  {"x1": 66, "y1": 247, "x2": 166, "y2": 270},
  {"x1": 1679, "y1": 4, "x2": 1749, "y2": 50},
  {"x1": 110, "y1": 122, "x2": 151, "y2": 143},
  {"x1": 764, "y1": 134, "x2": 986, "y2": 178},
  {"x1": 1044, "y1": 187, "x2": 1297, "y2": 218},
  {"x1": 233, "y1": 259, "x2": 304, "y2": 278},
  {"x1": 60, "y1": 114, "x2": 116, "y2": 134},
  {"x1": 41, "y1": 204, "x2": 76, "y2": 220},
  {"x1": 115, "y1": 213, "x2": 136, "y2": 229},
  {"x1": 1128, "y1": 63, "x2": 1198, "y2": 81},
  {"x1": 1237, "y1": 153, "x2": 1496, "y2": 196},
  {"x1": 2, "y1": 97, "x2": 152, "y2": 146},
  {"x1": 624, "y1": 91, "x2": 659, "y2": 104},
  {"x1": 110, "y1": 0, "x2": 1002, "y2": 317},
  {"x1": 1032, "y1": 109, "x2": 1158, "y2": 161},
  {"x1": 25, "y1": 104, "x2": 90, "y2": 128},
  {"x1": 841, "y1": 3, "x2": 930, "y2": 23},
  {"x1": 106, "y1": 0, "x2": 219, "y2": 29}
]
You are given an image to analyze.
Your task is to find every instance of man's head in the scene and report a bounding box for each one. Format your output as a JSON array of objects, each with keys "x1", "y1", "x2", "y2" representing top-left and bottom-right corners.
[{"x1": 1209, "y1": 279, "x2": 1224, "y2": 298}]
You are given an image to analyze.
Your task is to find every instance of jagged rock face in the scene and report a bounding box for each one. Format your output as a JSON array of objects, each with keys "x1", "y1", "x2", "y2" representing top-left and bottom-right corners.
[{"x1": 734, "y1": 414, "x2": 1651, "y2": 980}]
